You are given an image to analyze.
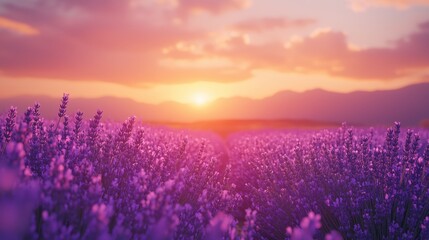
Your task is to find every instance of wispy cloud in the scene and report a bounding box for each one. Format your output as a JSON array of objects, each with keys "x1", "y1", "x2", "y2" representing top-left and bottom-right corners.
[
  {"x1": 200, "y1": 21, "x2": 429, "y2": 80},
  {"x1": 350, "y1": 0, "x2": 429, "y2": 10},
  {"x1": 231, "y1": 17, "x2": 315, "y2": 32},
  {"x1": 0, "y1": 16, "x2": 39, "y2": 35},
  {"x1": 174, "y1": 0, "x2": 250, "y2": 16}
]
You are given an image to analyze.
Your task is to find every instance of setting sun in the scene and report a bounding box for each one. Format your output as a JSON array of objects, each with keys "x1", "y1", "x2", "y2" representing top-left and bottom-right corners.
[{"x1": 192, "y1": 92, "x2": 209, "y2": 106}]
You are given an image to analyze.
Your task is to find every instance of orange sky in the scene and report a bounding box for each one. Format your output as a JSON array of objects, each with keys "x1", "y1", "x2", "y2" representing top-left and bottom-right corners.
[{"x1": 0, "y1": 0, "x2": 429, "y2": 105}]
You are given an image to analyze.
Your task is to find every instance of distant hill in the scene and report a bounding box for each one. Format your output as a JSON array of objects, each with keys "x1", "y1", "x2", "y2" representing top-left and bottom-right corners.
[
  {"x1": 149, "y1": 119, "x2": 339, "y2": 137},
  {"x1": 1, "y1": 83, "x2": 429, "y2": 126}
]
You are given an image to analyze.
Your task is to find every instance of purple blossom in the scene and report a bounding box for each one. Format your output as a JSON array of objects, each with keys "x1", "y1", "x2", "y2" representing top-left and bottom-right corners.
[
  {"x1": 57, "y1": 93, "x2": 69, "y2": 119},
  {"x1": 3, "y1": 106, "x2": 17, "y2": 145}
]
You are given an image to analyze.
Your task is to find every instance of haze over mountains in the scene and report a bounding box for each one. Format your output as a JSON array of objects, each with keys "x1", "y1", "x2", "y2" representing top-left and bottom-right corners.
[{"x1": 1, "y1": 83, "x2": 428, "y2": 126}]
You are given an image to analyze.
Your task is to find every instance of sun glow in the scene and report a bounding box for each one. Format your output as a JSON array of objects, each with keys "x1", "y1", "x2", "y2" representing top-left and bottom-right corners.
[{"x1": 192, "y1": 92, "x2": 209, "y2": 106}]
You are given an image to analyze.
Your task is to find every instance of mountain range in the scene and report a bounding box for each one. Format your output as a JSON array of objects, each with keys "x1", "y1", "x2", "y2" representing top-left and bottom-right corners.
[{"x1": 1, "y1": 83, "x2": 428, "y2": 126}]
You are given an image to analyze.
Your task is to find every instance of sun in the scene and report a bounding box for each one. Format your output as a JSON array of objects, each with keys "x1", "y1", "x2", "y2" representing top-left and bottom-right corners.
[{"x1": 192, "y1": 92, "x2": 209, "y2": 106}]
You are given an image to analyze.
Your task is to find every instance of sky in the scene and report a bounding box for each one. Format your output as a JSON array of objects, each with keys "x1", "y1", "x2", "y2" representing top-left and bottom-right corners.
[{"x1": 0, "y1": 0, "x2": 428, "y2": 105}]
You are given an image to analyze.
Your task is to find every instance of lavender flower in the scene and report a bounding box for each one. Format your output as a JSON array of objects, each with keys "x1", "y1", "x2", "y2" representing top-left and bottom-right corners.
[
  {"x1": 3, "y1": 106, "x2": 17, "y2": 145},
  {"x1": 24, "y1": 107, "x2": 33, "y2": 127},
  {"x1": 57, "y1": 93, "x2": 69, "y2": 119}
]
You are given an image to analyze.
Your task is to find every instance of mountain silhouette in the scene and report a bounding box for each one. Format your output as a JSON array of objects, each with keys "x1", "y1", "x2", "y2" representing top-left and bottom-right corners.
[{"x1": 1, "y1": 83, "x2": 428, "y2": 126}]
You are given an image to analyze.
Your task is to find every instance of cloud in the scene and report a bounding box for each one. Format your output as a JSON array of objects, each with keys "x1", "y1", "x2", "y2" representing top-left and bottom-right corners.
[
  {"x1": 350, "y1": 0, "x2": 429, "y2": 10},
  {"x1": 175, "y1": 0, "x2": 250, "y2": 16},
  {"x1": 0, "y1": 16, "x2": 39, "y2": 35},
  {"x1": 0, "y1": 0, "x2": 252, "y2": 85},
  {"x1": 205, "y1": 21, "x2": 429, "y2": 80},
  {"x1": 231, "y1": 17, "x2": 316, "y2": 32}
]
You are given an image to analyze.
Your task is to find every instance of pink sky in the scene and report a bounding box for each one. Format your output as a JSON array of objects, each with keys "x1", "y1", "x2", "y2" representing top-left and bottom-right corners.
[{"x1": 0, "y1": 0, "x2": 428, "y2": 104}]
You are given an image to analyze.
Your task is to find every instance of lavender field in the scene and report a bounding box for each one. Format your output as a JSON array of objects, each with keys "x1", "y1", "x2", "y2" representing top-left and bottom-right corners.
[{"x1": 1, "y1": 96, "x2": 429, "y2": 240}]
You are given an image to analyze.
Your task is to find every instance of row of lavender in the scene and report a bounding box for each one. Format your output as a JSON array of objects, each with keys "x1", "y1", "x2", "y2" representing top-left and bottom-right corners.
[
  {"x1": 228, "y1": 125, "x2": 429, "y2": 239},
  {"x1": 1, "y1": 95, "x2": 429, "y2": 239}
]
